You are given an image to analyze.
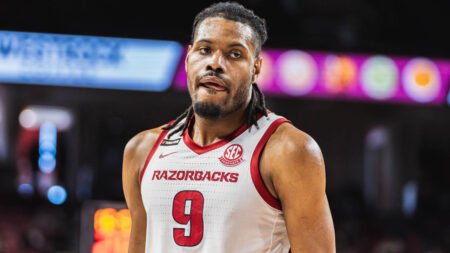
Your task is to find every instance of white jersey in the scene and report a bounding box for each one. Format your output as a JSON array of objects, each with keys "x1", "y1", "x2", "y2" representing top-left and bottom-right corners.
[{"x1": 140, "y1": 113, "x2": 291, "y2": 253}]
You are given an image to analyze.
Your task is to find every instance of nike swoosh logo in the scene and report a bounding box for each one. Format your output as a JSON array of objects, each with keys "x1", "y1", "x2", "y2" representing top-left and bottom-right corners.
[{"x1": 158, "y1": 151, "x2": 179, "y2": 159}]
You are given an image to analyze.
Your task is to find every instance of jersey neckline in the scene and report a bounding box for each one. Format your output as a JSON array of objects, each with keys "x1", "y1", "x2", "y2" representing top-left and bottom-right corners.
[{"x1": 182, "y1": 114, "x2": 265, "y2": 155}]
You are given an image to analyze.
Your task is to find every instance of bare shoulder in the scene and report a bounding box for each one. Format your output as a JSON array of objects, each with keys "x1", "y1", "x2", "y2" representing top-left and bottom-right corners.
[
  {"x1": 124, "y1": 127, "x2": 163, "y2": 157},
  {"x1": 123, "y1": 125, "x2": 167, "y2": 177},
  {"x1": 267, "y1": 123, "x2": 323, "y2": 162},
  {"x1": 264, "y1": 123, "x2": 325, "y2": 180}
]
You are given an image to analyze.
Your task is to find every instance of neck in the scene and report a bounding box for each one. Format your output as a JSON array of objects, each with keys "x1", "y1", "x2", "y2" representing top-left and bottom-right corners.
[{"x1": 190, "y1": 107, "x2": 247, "y2": 146}]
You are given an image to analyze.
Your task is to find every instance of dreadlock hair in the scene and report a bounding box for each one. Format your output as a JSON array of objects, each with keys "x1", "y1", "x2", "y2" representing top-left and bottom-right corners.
[
  {"x1": 163, "y1": 83, "x2": 268, "y2": 138},
  {"x1": 163, "y1": 2, "x2": 269, "y2": 138}
]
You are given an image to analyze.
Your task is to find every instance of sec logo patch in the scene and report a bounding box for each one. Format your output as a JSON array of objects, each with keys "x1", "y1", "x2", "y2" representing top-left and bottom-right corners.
[{"x1": 219, "y1": 144, "x2": 244, "y2": 167}]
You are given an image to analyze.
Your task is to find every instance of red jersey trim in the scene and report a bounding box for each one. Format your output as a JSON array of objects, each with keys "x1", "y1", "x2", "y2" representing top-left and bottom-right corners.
[
  {"x1": 139, "y1": 129, "x2": 169, "y2": 184},
  {"x1": 250, "y1": 117, "x2": 291, "y2": 210},
  {"x1": 183, "y1": 114, "x2": 265, "y2": 155}
]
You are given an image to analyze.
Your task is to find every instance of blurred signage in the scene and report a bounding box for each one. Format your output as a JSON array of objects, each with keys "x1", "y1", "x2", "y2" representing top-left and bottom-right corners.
[
  {"x1": 174, "y1": 48, "x2": 450, "y2": 105},
  {"x1": 0, "y1": 31, "x2": 182, "y2": 91},
  {"x1": 80, "y1": 201, "x2": 130, "y2": 253},
  {"x1": 92, "y1": 208, "x2": 130, "y2": 253},
  {"x1": 0, "y1": 88, "x2": 6, "y2": 161}
]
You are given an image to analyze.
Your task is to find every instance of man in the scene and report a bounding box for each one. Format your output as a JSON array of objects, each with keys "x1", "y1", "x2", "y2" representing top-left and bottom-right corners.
[{"x1": 123, "y1": 2, "x2": 335, "y2": 252}]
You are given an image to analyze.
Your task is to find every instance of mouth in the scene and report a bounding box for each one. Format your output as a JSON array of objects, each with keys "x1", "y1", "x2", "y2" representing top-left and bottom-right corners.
[
  {"x1": 198, "y1": 76, "x2": 228, "y2": 92},
  {"x1": 200, "y1": 82, "x2": 227, "y2": 91}
]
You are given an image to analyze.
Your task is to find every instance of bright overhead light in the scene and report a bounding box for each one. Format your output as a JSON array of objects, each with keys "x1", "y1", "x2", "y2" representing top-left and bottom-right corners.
[
  {"x1": 19, "y1": 109, "x2": 38, "y2": 128},
  {"x1": 18, "y1": 106, "x2": 73, "y2": 130}
]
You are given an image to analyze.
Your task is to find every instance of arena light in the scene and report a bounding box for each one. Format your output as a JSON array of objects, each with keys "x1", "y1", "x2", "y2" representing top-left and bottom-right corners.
[
  {"x1": 79, "y1": 201, "x2": 129, "y2": 253},
  {"x1": 92, "y1": 208, "x2": 130, "y2": 253},
  {"x1": 94, "y1": 208, "x2": 117, "y2": 239},
  {"x1": 47, "y1": 185, "x2": 67, "y2": 205},
  {"x1": 19, "y1": 106, "x2": 73, "y2": 130},
  {"x1": 38, "y1": 122, "x2": 57, "y2": 173},
  {"x1": 361, "y1": 56, "x2": 398, "y2": 100},
  {"x1": 17, "y1": 183, "x2": 34, "y2": 197},
  {"x1": 276, "y1": 50, "x2": 318, "y2": 95},
  {"x1": 0, "y1": 31, "x2": 182, "y2": 91},
  {"x1": 402, "y1": 58, "x2": 442, "y2": 103},
  {"x1": 19, "y1": 109, "x2": 37, "y2": 129},
  {"x1": 402, "y1": 181, "x2": 418, "y2": 217}
]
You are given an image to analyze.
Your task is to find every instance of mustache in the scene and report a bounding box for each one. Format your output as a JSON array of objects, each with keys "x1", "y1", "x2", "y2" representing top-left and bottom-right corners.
[{"x1": 195, "y1": 71, "x2": 227, "y2": 85}]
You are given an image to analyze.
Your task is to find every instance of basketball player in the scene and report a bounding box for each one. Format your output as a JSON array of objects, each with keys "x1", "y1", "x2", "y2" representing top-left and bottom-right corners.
[{"x1": 123, "y1": 2, "x2": 335, "y2": 252}]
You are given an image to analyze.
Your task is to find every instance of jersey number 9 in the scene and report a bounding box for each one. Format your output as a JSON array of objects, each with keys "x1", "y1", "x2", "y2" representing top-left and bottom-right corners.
[{"x1": 172, "y1": 190, "x2": 204, "y2": 247}]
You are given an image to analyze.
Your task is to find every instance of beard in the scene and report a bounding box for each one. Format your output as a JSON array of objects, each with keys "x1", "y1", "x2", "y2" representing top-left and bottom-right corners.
[
  {"x1": 193, "y1": 101, "x2": 222, "y2": 119},
  {"x1": 193, "y1": 83, "x2": 250, "y2": 120}
]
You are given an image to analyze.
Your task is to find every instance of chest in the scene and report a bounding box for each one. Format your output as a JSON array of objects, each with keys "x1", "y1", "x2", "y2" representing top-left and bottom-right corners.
[{"x1": 143, "y1": 139, "x2": 259, "y2": 210}]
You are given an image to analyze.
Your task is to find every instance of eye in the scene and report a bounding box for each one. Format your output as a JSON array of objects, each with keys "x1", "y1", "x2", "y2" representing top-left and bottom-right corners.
[
  {"x1": 199, "y1": 47, "x2": 211, "y2": 55},
  {"x1": 230, "y1": 50, "x2": 241, "y2": 59}
]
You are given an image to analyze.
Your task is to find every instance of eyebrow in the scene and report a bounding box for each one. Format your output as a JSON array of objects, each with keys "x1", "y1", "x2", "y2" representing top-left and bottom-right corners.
[
  {"x1": 195, "y1": 39, "x2": 248, "y2": 50},
  {"x1": 228, "y1": 42, "x2": 247, "y2": 50},
  {"x1": 196, "y1": 39, "x2": 213, "y2": 44}
]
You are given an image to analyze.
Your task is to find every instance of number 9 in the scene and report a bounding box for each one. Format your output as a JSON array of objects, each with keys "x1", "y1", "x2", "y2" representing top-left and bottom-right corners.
[{"x1": 172, "y1": 190, "x2": 204, "y2": 246}]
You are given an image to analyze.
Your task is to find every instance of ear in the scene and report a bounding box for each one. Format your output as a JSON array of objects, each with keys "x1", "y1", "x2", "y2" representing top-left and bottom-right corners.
[
  {"x1": 185, "y1": 45, "x2": 193, "y2": 72},
  {"x1": 251, "y1": 56, "x2": 263, "y2": 83}
]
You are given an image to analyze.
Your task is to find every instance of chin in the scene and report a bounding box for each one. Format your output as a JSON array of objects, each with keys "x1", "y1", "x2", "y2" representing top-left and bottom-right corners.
[{"x1": 193, "y1": 101, "x2": 224, "y2": 119}]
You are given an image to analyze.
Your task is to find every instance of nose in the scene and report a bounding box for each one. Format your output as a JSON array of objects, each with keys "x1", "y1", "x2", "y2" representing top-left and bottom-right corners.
[{"x1": 206, "y1": 51, "x2": 225, "y2": 73}]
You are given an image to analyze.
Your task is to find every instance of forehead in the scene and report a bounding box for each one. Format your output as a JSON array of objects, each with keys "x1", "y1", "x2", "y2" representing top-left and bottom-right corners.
[{"x1": 194, "y1": 17, "x2": 256, "y2": 49}]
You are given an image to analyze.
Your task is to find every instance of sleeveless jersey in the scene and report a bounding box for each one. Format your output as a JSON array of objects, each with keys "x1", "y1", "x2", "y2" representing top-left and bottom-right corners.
[{"x1": 140, "y1": 113, "x2": 291, "y2": 253}]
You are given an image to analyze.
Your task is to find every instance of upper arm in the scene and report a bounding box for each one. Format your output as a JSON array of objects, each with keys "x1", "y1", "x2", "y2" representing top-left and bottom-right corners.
[
  {"x1": 263, "y1": 125, "x2": 335, "y2": 253},
  {"x1": 122, "y1": 128, "x2": 162, "y2": 253}
]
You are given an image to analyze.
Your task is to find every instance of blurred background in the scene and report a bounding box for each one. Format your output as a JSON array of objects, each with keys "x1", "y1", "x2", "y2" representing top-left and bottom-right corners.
[{"x1": 1, "y1": 0, "x2": 450, "y2": 252}]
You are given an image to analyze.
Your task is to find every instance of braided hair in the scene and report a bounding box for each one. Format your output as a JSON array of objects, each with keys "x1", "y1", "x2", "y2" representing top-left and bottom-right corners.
[{"x1": 163, "y1": 83, "x2": 267, "y2": 138}]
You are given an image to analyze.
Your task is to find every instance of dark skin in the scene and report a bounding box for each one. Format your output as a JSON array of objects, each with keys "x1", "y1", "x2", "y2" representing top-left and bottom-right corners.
[
  {"x1": 185, "y1": 17, "x2": 260, "y2": 143},
  {"x1": 123, "y1": 17, "x2": 335, "y2": 253}
]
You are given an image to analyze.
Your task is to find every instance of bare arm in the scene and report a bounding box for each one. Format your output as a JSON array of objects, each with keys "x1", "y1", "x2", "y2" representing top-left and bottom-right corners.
[
  {"x1": 122, "y1": 128, "x2": 162, "y2": 253},
  {"x1": 262, "y1": 124, "x2": 335, "y2": 253}
]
